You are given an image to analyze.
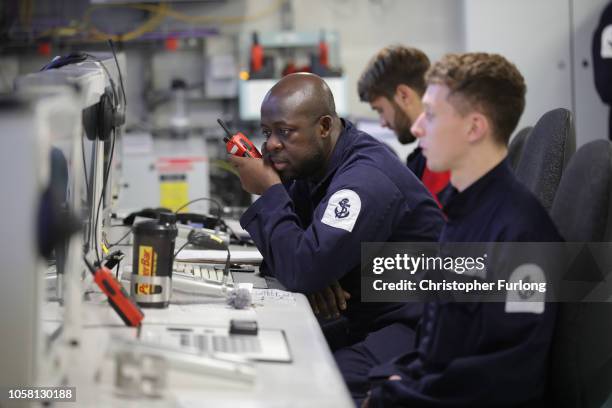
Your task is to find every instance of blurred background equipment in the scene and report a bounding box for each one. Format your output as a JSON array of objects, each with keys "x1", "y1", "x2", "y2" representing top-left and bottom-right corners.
[
  {"x1": 238, "y1": 29, "x2": 346, "y2": 121},
  {"x1": 0, "y1": 90, "x2": 83, "y2": 396}
]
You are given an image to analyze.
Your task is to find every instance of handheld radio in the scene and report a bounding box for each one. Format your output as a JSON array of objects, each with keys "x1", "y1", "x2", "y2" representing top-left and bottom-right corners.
[{"x1": 217, "y1": 119, "x2": 262, "y2": 159}]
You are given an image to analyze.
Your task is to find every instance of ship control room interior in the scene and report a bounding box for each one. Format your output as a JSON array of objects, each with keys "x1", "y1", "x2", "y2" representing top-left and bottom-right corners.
[{"x1": 1, "y1": 1, "x2": 612, "y2": 407}]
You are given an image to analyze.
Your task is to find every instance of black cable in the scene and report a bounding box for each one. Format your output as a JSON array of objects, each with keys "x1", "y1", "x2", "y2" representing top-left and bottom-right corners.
[
  {"x1": 218, "y1": 218, "x2": 239, "y2": 242},
  {"x1": 173, "y1": 240, "x2": 191, "y2": 260},
  {"x1": 174, "y1": 196, "x2": 222, "y2": 216},
  {"x1": 81, "y1": 131, "x2": 95, "y2": 252},
  {"x1": 90, "y1": 41, "x2": 127, "y2": 261},
  {"x1": 81, "y1": 130, "x2": 91, "y2": 204},
  {"x1": 217, "y1": 218, "x2": 254, "y2": 246},
  {"x1": 79, "y1": 52, "x2": 118, "y2": 263},
  {"x1": 107, "y1": 227, "x2": 132, "y2": 248},
  {"x1": 173, "y1": 197, "x2": 223, "y2": 226},
  {"x1": 93, "y1": 130, "x2": 116, "y2": 264},
  {"x1": 173, "y1": 233, "x2": 233, "y2": 286},
  {"x1": 108, "y1": 39, "x2": 127, "y2": 112},
  {"x1": 84, "y1": 53, "x2": 120, "y2": 107},
  {"x1": 81, "y1": 131, "x2": 92, "y2": 252}
]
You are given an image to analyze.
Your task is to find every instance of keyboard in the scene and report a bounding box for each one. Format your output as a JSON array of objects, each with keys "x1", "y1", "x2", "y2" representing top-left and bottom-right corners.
[{"x1": 173, "y1": 261, "x2": 234, "y2": 286}]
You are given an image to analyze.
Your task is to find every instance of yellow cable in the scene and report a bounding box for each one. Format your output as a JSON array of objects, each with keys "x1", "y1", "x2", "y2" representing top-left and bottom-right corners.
[
  {"x1": 83, "y1": 3, "x2": 168, "y2": 42},
  {"x1": 80, "y1": 0, "x2": 284, "y2": 42},
  {"x1": 33, "y1": 0, "x2": 284, "y2": 43},
  {"x1": 35, "y1": 26, "x2": 80, "y2": 39},
  {"x1": 87, "y1": 0, "x2": 284, "y2": 25},
  {"x1": 155, "y1": 0, "x2": 285, "y2": 25}
]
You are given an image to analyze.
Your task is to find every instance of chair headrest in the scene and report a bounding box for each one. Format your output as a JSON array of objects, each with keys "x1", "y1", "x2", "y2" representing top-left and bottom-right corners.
[
  {"x1": 508, "y1": 126, "x2": 532, "y2": 170},
  {"x1": 551, "y1": 139, "x2": 612, "y2": 241},
  {"x1": 516, "y1": 108, "x2": 576, "y2": 210}
]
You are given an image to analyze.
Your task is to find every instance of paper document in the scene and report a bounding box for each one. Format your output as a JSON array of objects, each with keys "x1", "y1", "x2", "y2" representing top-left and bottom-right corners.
[
  {"x1": 251, "y1": 289, "x2": 296, "y2": 305},
  {"x1": 176, "y1": 248, "x2": 263, "y2": 264}
]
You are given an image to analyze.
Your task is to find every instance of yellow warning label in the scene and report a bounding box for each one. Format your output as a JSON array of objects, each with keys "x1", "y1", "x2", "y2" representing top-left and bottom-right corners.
[
  {"x1": 160, "y1": 179, "x2": 189, "y2": 212},
  {"x1": 137, "y1": 245, "x2": 157, "y2": 294}
]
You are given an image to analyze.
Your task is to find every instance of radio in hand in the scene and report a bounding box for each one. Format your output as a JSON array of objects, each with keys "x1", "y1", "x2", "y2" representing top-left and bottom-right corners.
[{"x1": 217, "y1": 119, "x2": 262, "y2": 159}]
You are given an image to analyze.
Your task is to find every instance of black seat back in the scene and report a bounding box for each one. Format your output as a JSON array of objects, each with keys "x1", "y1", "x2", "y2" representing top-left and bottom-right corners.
[
  {"x1": 549, "y1": 140, "x2": 612, "y2": 407},
  {"x1": 508, "y1": 126, "x2": 532, "y2": 169},
  {"x1": 516, "y1": 108, "x2": 576, "y2": 210}
]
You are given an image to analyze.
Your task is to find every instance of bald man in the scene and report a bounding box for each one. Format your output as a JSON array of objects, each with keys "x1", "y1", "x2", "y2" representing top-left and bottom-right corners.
[{"x1": 229, "y1": 73, "x2": 443, "y2": 351}]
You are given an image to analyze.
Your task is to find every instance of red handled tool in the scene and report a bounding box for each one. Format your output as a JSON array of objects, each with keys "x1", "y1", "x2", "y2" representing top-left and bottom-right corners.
[
  {"x1": 250, "y1": 32, "x2": 264, "y2": 73},
  {"x1": 84, "y1": 257, "x2": 144, "y2": 327},
  {"x1": 217, "y1": 119, "x2": 262, "y2": 159}
]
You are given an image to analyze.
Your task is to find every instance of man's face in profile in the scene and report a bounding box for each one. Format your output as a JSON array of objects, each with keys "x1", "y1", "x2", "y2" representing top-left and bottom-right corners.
[
  {"x1": 260, "y1": 96, "x2": 326, "y2": 183},
  {"x1": 370, "y1": 95, "x2": 416, "y2": 144},
  {"x1": 411, "y1": 84, "x2": 470, "y2": 173}
]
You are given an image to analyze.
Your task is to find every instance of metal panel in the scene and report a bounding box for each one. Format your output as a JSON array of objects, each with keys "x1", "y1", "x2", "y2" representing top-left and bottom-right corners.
[{"x1": 464, "y1": 0, "x2": 573, "y2": 132}]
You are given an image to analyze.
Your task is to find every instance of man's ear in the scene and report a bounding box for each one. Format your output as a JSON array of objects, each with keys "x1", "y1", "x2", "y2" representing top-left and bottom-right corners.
[
  {"x1": 319, "y1": 115, "x2": 333, "y2": 138},
  {"x1": 393, "y1": 84, "x2": 415, "y2": 110},
  {"x1": 466, "y1": 112, "x2": 491, "y2": 143}
]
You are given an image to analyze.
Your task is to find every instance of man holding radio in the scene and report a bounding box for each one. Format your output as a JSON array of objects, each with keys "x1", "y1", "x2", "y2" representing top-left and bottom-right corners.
[{"x1": 228, "y1": 73, "x2": 443, "y2": 357}]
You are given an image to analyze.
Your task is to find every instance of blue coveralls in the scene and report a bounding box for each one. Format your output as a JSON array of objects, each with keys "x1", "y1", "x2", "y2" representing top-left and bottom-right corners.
[
  {"x1": 365, "y1": 159, "x2": 563, "y2": 407},
  {"x1": 240, "y1": 120, "x2": 444, "y2": 346}
]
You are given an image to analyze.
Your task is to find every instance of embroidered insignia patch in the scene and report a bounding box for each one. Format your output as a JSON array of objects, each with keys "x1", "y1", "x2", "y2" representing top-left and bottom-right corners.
[
  {"x1": 321, "y1": 189, "x2": 361, "y2": 232},
  {"x1": 504, "y1": 263, "x2": 546, "y2": 314}
]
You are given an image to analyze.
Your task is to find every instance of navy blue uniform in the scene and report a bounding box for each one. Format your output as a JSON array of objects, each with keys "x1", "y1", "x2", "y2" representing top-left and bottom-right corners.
[
  {"x1": 366, "y1": 159, "x2": 563, "y2": 407},
  {"x1": 407, "y1": 146, "x2": 451, "y2": 205},
  {"x1": 406, "y1": 146, "x2": 427, "y2": 177},
  {"x1": 241, "y1": 120, "x2": 444, "y2": 341}
]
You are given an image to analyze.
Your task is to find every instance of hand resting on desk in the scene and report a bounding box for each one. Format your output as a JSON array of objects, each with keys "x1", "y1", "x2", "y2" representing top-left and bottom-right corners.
[{"x1": 307, "y1": 280, "x2": 351, "y2": 319}]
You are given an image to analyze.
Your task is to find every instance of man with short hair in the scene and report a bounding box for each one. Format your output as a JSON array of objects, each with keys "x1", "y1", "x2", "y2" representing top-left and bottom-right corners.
[
  {"x1": 358, "y1": 46, "x2": 450, "y2": 203},
  {"x1": 361, "y1": 53, "x2": 563, "y2": 407},
  {"x1": 229, "y1": 73, "x2": 444, "y2": 349}
]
